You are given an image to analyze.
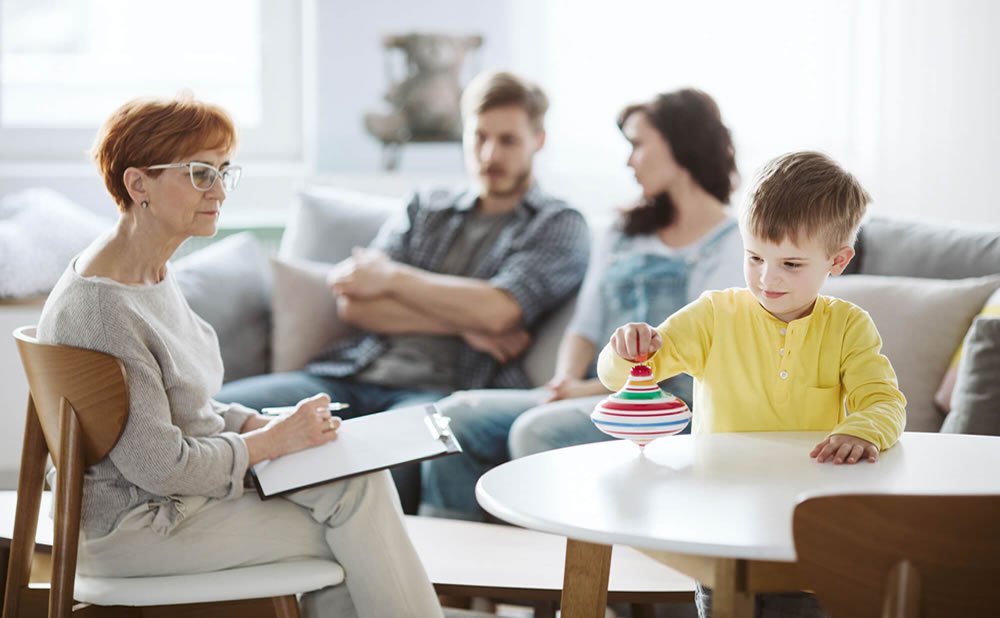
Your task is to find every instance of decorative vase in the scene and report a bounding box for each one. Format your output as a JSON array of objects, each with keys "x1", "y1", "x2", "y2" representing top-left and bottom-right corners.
[{"x1": 591, "y1": 364, "x2": 691, "y2": 449}]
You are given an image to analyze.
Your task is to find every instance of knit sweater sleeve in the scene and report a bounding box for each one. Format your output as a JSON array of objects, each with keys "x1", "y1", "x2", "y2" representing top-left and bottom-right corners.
[
  {"x1": 211, "y1": 400, "x2": 258, "y2": 433},
  {"x1": 111, "y1": 353, "x2": 249, "y2": 500}
]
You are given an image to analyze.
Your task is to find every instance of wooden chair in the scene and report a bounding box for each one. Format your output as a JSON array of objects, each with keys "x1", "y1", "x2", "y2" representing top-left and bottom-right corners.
[
  {"x1": 4, "y1": 326, "x2": 343, "y2": 618},
  {"x1": 793, "y1": 493, "x2": 1000, "y2": 618}
]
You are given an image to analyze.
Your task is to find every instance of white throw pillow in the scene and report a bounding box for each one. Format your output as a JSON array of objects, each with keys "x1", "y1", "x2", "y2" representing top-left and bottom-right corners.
[
  {"x1": 0, "y1": 189, "x2": 109, "y2": 298},
  {"x1": 822, "y1": 274, "x2": 1000, "y2": 432}
]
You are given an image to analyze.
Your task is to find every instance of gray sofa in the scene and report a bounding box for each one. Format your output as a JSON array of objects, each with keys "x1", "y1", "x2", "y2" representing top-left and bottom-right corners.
[{"x1": 176, "y1": 186, "x2": 1000, "y2": 435}]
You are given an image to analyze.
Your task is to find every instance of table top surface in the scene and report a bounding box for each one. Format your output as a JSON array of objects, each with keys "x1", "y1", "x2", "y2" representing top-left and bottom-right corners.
[{"x1": 476, "y1": 431, "x2": 1000, "y2": 562}]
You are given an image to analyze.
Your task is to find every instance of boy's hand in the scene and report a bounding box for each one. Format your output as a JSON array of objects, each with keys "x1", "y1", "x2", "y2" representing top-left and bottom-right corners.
[
  {"x1": 810, "y1": 434, "x2": 879, "y2": 464},
  {"x1": 609, "y1": 322, "x2": 662, "y2": 362}
]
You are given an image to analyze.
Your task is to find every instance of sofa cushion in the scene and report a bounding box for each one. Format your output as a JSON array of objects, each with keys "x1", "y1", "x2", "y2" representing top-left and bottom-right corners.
[
  {"x1": 855, "y1": 216, "x2": 1000, "y2": 279},
  {"x1": 523, "y1": 298, "x2": 577, "y2": 388},
  {"x1": 0, "y1": 188, "x2": 108, "y2": 298},
  {"x1": 279, "y1": 186, "x2": 398, "y2": 263},
  {"x1": 270, "y1": 257, "x2": 358, "y2": 372},
  {"x1": 174, "y1": 233, "x2": 271, "y2": 382},
  {"x1": 822, "y1": 274, "x2": 1000, "y2": 432},
  {"x1": 934, "y1": 287, "x2": 1000, "y2": 412},
  {"x1": 939, "y1": 317, "x2": 1000, "y2": 435}
]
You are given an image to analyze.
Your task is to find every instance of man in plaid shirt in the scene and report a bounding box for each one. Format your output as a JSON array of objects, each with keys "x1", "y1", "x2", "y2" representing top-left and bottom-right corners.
[{"x1": 218, "y1": 71, "x2": 589, "y2": 511}]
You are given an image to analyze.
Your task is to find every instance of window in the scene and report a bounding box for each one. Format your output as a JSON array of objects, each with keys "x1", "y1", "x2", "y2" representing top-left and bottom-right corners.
[{"x1": 0, "y1": 0, "x2": 303, "y2": 162}]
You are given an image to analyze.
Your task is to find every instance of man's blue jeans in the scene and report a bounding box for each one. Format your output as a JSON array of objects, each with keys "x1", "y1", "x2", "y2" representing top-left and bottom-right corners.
[
  {"x1": 420, "y1": 389, "x2": 612, "y2": 520},
  {"x1": 216, "y1": 371, "x2": 446, "y2": 514}
]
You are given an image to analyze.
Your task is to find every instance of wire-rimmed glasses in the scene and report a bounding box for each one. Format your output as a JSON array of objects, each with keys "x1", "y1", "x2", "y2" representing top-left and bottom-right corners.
[{"x1": 145, "y1": 161, "x2": 242, "y2": 193}]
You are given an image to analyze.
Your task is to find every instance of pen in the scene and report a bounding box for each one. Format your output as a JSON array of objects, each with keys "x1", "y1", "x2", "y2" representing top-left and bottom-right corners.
[{"x1": 260, "y1": 402, "x2": 351, "y2": 416}]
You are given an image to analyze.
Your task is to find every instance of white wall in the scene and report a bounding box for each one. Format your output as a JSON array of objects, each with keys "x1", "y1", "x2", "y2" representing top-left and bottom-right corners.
[
  {"x1": 872, "y1": 0, "x2": 1000, "y2": 224},
  {"x1": 308, "y1": 0, "x2": 1000, "y2": 225}
]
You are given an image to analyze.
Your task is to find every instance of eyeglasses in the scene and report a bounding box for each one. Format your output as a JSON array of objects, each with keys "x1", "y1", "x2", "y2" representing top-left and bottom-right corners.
[{"x1": 145, "y1": 161, "x2": 242, "y2": 193}]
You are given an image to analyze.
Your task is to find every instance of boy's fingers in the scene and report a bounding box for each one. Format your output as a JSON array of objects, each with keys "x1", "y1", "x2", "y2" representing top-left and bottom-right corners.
[
  {"x1": 834, "y1": 443, "x2": 854, "y2": 464},
  {"x1": 846, "y1": 444, "x2": 864, "y2": 464},
  {"x1": 865, "y1": 444, "x2": 879, "y2": 462}
]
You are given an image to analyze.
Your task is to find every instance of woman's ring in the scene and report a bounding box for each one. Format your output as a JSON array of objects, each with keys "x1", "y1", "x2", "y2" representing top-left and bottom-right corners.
[{"x1": 327, "y1": 418, "x2": 336, "y2": 431}]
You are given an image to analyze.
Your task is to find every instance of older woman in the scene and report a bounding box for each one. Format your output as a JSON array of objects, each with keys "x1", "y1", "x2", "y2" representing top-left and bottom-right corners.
[
  {"x1": 36, "y1": 96, "x2": 442, "y2": 618},
  {"x1": 421, "y1": 89, "x2": 745, "y2": 521}
]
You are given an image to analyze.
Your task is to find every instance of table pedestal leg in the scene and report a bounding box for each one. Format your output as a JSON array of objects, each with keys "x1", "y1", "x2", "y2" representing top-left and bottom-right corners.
[
  {"x1": 560, "y1": 539, "x2": 611, "y2": 618},
  {"x1": 713, "y1": 558, "x2": 754, "y2": 618}
]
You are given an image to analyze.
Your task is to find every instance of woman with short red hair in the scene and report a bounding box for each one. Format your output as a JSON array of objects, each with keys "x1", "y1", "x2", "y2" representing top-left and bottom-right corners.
[{"x1": 37, "y1": 95, "x2": 442, "y2": 618}]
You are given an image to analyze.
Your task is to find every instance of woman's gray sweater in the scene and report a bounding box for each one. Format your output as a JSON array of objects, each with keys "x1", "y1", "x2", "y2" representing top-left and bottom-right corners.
[{"x1": 37, "y1": 261, "x2": 256, "y2": 538}]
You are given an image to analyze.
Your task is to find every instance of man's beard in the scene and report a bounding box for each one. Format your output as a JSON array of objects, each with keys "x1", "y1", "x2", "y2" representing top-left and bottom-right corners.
[{"x1": 482, "y1": 168, "x2": 532, "y2": 198}]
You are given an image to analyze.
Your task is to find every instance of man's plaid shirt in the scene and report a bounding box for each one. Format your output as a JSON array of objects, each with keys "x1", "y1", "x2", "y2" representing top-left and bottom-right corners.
[{"x1": 306, "y1": 184, "x2": 590, "y2": 390}]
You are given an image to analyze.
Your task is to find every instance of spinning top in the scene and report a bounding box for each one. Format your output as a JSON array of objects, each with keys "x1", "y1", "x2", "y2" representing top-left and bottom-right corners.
[{"x1": 591, "y1": 364, "x2": 691, "y2": 449}]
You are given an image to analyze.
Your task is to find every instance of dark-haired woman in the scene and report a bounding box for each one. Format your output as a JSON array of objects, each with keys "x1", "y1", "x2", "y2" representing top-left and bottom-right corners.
[{"x1": 421, "y1": 88, "x2": 744, "y2": 521}]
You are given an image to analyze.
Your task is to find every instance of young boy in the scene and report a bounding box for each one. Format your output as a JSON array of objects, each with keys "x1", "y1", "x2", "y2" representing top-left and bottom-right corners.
[{"x1": 598, "y1": 150, "x2": 906, "y2": 465}]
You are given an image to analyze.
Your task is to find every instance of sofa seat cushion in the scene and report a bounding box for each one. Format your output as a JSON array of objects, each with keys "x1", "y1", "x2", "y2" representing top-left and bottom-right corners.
[{"x1": 823, "y1": 274, "x2": 1000, "y2": 431}]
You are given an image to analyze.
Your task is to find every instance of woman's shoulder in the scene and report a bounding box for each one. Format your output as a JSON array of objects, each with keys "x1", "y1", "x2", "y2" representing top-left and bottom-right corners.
[{"x1": 38, "y1": 263, "x2": 163, "y2": 355}]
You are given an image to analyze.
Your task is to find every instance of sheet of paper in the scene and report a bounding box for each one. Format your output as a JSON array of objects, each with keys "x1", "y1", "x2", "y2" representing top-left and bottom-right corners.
[{"x1": 252, "y1": 404, "x2": 455, "y2": 498}]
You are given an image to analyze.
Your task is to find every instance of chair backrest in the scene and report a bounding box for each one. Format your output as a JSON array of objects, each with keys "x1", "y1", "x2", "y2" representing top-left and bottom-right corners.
[
  {"x1": 4, "y1": 326, "x2": 130, "y2": 618},
  {"x1": 12, "y1": 326, "x2": 129, "y2": 467},
  {"x1": 793, "y1": 493, "x2": 1000, "y2": 618}
]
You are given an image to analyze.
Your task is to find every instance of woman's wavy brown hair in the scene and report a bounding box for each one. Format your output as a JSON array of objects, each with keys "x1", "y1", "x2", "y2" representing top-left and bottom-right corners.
[{"x1": 618, "y1": 89, "x2": 737, "y2": 235}]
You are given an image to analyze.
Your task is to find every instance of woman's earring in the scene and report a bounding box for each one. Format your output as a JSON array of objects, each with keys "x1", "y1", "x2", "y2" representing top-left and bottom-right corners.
[{"x1": 141, "y1": 200, "x2": 149, "y2": 209}]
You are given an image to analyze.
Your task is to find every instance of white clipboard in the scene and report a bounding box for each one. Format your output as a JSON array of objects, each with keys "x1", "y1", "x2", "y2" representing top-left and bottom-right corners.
[{"x1": 250, "y1": 404, "x2": 462, "y2": 499}]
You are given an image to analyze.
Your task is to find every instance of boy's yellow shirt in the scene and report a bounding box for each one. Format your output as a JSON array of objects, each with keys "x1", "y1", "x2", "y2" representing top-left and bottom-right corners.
[{"x1": 597, "y1": 288, "x2": 906, "y2": 451}]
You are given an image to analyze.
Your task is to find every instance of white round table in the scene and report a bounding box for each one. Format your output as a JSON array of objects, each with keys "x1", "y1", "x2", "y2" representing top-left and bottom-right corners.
[{"x1": 476, "y1": 432, "x2": 1000, "y2": 618}]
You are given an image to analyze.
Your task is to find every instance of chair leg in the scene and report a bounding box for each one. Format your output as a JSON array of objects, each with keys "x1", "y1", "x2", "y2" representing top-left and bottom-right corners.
[
  {"x1": 882, "y1": 560, "x2": 920, "y2": 618},
  {"x1": 2, "y1": 400, "x2": 48, "y2": 618},
  {"x1": 533, "y1": 599, "x2": 557, "y2": 618},
  {"x1": 272, "y1": 595, "x2": 300, "y2": 618},
  {"x1": 50, "y1": 401, "x2": 85, "y2": 618},
  {"x1": 630, "y1": 603, "x2": 656, "y2": 618}
]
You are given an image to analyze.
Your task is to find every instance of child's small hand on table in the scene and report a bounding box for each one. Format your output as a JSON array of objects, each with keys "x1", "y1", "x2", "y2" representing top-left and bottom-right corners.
[
  {"x1": 610, "y1": 322, "x2": 662, "y2": 362},
  {"x1": 810, "y1": 434, "x2": 879, "y2": 464}
]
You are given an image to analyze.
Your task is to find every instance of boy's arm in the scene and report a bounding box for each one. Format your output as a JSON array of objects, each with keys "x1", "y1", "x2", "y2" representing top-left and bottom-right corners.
[
  {"x1": 831, "y1": 311, "x2": 907, "y2": 451},
  {"x1": 597, "y1": 293, "x2": 716, "y2": 390}
]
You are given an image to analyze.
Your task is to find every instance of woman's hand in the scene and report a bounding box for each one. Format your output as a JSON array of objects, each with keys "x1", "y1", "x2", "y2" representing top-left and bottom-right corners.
[
  {"x1": 544, "y1": 376, "x2": 610, "y2": 402},
  {"x1": 609, "y1": 322, "x2": 662, "y2": 362},
  {"x1": 244, "y1": 393, "x2": 341, "y2": 465}
]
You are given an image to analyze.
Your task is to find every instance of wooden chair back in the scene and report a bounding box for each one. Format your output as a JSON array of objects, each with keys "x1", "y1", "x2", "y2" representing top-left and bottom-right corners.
[
  {"x1": 4, "y1": 326, "x2": 129, "y2": 618},
  {"x1": 793, "y1": 493, "x2": 1000, "y2": 618}
]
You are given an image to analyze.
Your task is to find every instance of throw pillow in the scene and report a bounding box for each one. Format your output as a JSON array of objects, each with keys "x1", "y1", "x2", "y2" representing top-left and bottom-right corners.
[
  {"x1": 0, "y1": 188, "x2": 109, "y2": 298},
  {"x1": 270, "y1": 257, "x2": 358, "y2": 372},
  {"x1": 279, "y1": 186, "x2": 398, "y2": 263},
  {"x1": 940, "y1": 317, "x2": 1000, "y2": 435},
  {"x1": 174, "y1": 233, "x2": 272, "y2": 382},
  {"x1": 822, "y1": 274, "x2": 1000, "y2": 432},
  {"x1": 934, "y1": 287, "x2": 1000, "y2": 412}
]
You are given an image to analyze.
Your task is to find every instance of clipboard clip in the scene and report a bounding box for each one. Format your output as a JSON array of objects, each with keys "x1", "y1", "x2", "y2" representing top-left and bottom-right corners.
[{"x1": 424, "y1": 405, "x2": 453, "y2": 441}]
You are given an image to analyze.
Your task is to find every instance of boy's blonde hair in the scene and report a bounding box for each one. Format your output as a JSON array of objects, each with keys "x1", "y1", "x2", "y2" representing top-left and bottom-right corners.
[{"x1": 743, "y1": 151, "x2": 869, "y2": 255}]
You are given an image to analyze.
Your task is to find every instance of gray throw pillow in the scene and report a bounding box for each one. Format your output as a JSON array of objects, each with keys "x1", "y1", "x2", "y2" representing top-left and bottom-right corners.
[
  {"x1": 279, "y1": 186, "x2": 398, "y2": 263},
  {"x1": 174, "y1": 233, "x2": 272, "y2": 382},
  {"x1": 940, "y1": 317, "x2": 1000, "y2": 435}
]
